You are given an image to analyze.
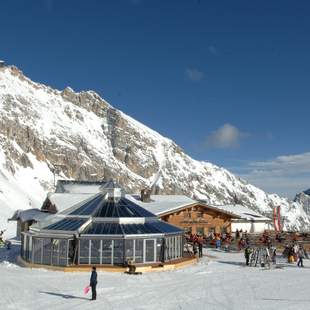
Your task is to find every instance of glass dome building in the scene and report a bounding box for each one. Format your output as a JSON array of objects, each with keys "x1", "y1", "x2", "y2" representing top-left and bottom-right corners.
[{"x1": 21, "y1": 181, "x2": 184, "y2": 267}]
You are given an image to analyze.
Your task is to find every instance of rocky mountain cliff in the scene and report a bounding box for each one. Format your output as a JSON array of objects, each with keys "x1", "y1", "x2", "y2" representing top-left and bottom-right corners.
[
  {"x1": 0, "y1": 65, "x2": 309, "y2": 235},
  {"x1": 294, "y1": 189, "x2": 310, "y2": 217}
]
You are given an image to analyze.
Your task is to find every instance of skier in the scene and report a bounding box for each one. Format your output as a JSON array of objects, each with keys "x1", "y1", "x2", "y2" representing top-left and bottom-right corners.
[
  {"x1": 297, "y1": 245, "x2": 305, "y2": 268},
  {"x1": 244, "y1": 246, "x2": 252, "y2": 266},
  {"x1": 89, "y1": 266, "x2": 97, "y2": 301}
]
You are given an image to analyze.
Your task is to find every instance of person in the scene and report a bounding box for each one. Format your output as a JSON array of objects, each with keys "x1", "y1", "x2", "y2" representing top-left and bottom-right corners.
[
  {"x1": 293, "y1": 243, "x2": 299, "y2": 262},
  {"x1": 297, "y1": 245, "x2": 305, "y2": 268},
  {"x1": 238, "y1": 238, "x2": 245, "y2": 251},
  {"x1": 215, "y1": 235, "x2": 221, "y2": 249},
  {"x1": 235, "y1": 229, "x2": 240, "y2": 239},
  {"x1": 0, "y1": 230, "x2": 5, "y2": 244},
  {"x1": 271, "y1": 247, "x2": 277, "y2": 264},
  {"x1": 198, "y1": 241, "x2": 203, "y2": 258},
  {"x1": 244, "y1": 246, "x2": 252, "y2": 266},
  {"x1": 89, "y1": 266, "x2": 97, "y2": 301},
  {"x1": 288, "y1": 246, "x2": 295, "y2": 263},
  {"x1": 5, "y1": 240, "x2": 11, "y2": 250}
]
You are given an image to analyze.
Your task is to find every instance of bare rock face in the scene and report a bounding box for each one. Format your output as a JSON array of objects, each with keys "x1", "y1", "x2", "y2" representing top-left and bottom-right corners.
[
  {"x1": 0, "y1": 65, "x2": 310, "y2": 231},
  {"x1": 294, "y1": 191, "x2": 310, "y2": 216}
]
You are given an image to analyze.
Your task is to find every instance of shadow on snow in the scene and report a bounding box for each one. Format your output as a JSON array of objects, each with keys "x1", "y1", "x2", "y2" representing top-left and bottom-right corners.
[{"x1": 39, "y1": 291, "x2": 89, "y2": 301}]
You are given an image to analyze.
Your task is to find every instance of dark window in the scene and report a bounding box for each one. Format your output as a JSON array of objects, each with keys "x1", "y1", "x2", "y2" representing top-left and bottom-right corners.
[{"x1": 196, "y1": 227, "x2": 204, "y2": 235}]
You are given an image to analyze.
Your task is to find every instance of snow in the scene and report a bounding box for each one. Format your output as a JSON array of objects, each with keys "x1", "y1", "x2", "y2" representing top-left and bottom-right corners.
[
  {"x1": 49, "y1": 193, "x2": 96, "y2": 212},
  {"x1": 1, "y1": 245, "x2": 310, "y2": 309},
  {"x1": 213, "y1": 204, "x2": 271, "y2": 221},
  {"x1": 127, "y1": 194, "x2": 197, "y2": 215}
]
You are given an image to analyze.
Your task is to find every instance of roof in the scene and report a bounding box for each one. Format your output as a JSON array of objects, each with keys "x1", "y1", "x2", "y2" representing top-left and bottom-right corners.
[
  {"x1": 9, "y1": 208, "x2": 50, "y2": 222},
  {"x1": 211, "y1": 204, "x2": 271, "y2": 221},
  {"x1": 32, "y1": 184, "x2": 183, "y2": 236},
  {"x1": 127, "y1": 195, "x2": 197, "y2": 215},
  {"x1": 65, "y1": 194, "x2": 156, "y2": 218},
  {"x1": 48, "y1": 193, "x2": 95, "y2": 212},
  {"x1": 45, "y1": 218, "x2": 88, "y2": 231}
]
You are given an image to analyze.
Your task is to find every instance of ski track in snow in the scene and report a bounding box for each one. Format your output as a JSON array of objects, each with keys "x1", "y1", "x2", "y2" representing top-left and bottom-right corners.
[{"x1": 1, "y1": 247, "x2": 310, "y2": 310}]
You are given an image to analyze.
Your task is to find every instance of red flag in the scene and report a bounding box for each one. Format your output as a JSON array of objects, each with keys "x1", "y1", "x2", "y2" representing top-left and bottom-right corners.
[
  {"x1": 273, "y1": 207, "x2": 280, "y2": 231},
  {"x1": 277, "y1": 206, "x2": 281, "y2": 232}
]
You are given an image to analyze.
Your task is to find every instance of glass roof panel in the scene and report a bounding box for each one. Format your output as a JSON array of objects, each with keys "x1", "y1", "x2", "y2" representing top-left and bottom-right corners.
[
  {"x1": 44, "y1": 218, "x2": 87, "y2": 231},
  {"x1": 69, "y1": 194, "x2": 103, "y2": 215},
  {"x1": 93, "y1": 197, "x2": 155, "y2": 218},
  {"x1": 81, "y1": 221, "x2": 182, "y2": 235}
]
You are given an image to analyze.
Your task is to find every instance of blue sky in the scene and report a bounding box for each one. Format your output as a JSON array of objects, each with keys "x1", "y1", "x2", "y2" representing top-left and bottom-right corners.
[{"x1": 1, "y1": 0, "x2": 310, "y2": 198}]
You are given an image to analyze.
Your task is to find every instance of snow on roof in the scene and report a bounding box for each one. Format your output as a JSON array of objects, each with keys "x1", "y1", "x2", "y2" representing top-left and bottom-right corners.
[
  {"x1": 126, "y1": 194, "x2": 197, "y2": 215},
  {"x1": 48, "y1": 193, "x2": 95, "y2": 212},
  {"x1": 212, "y1": 204, "x2": 271, "y2": 221},
  {"x1": 9, "y1": 208, "x2": 50, "y2": 222},
  {"x1": 55, "y1": 181, "x2": 105, "y2": 194}
]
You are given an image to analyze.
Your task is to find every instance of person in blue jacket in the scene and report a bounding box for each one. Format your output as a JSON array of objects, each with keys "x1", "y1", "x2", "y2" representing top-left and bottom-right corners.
[{"x1": 90, "y1": 266, "x2": 98, "y2": 300}]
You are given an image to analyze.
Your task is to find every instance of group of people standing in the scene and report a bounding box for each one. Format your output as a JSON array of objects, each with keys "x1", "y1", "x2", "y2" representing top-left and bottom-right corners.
[
  {"x1": 187, "y1": 234, "x2": 204, "y2": 258},
  {"x1": 284, "y1": 243, "x2": 308, "y2": 267}
]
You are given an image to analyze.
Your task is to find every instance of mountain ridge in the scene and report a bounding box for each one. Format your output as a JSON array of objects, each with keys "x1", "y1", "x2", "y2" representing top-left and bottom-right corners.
[{"x1": 0, "y1": 64, "x2": 309, "y2": 236}]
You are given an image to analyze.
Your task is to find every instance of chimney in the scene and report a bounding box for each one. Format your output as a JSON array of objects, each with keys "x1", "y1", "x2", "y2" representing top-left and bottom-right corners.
[{"x1": 141, "y1": 188, "x2": 151, "y2": 202}]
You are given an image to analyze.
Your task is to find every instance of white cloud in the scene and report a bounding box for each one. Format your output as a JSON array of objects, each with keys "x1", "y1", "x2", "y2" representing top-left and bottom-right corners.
[
  {"x1": 185, "y1": 68, "x2": 205, "y2": 81},
  {"x1": 205, "y1": 123, "x2": 248, "y2": 149},
  {"x1": 237, "y1": 152, "x2": 310, "y2": 198}
]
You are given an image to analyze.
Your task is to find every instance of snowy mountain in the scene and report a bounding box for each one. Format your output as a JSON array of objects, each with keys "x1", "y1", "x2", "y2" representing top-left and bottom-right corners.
[
  {"x1": 0, "y1": 64, "x2": 309, "y2": 236},
  {"x1": 294, "y1": 189, "x2": 310, "y2": 217}
]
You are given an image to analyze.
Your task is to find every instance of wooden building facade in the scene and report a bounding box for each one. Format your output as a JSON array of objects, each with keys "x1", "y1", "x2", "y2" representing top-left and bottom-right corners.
[{"x1": 159, "y1": 203, "x2": 235, "y2": 235}]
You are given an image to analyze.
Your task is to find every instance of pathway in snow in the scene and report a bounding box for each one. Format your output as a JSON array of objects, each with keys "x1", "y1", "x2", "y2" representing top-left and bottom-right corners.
[{"x1": 1, "y1": 247, "x2": 310, "y2": 310}]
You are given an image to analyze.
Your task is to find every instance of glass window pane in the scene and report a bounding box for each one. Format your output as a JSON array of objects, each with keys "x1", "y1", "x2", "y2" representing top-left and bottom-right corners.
[
  {"x1": 59, "y1": 239, "x2": 68, "y2": 266},
  {"x1": 167, "y1": 237, "x2": 171, "y2": 260},
  {"x1": 79, "y1": 239, "x2": 90, "y2": 264},
  {"x1": 113, "y1": 239, "x2": 124, "y2": 265},
  {"x1": 156, "y1": 238, "x2": 164, "y2": 262},
  {"x1": 91, "y1": 240, "x2": 101, "y2": 264},
  {"x1": 33, "y1": 238, "x2": 43, "y2": 264},
  {"x1": 102, "y1": 240, "x2": 112, "y2": 264},
  {"x1": 42, "y1": 238, "x2": 52, "y2": 265},
  {"x1": 145, "y1": 239, "x2": 155, "y2": 262},
  {"x1": 21, "y1": 234, "x2": 25, "y2": 258},
  {"x1": 171, "y1": 237, "x2": 174, "y2": 259},
  {"x1": 27, "y1": 236, "x2": 32, "y2": 261},
  {"x1": 52, "y1": 239, "x2": 60, "y2": 265},
  {"x1": 135, "y1": 239, "x2": 143, "y2": 263},
  {"x1": 125, "y1": 239, "x2": 134, "y2": 262}
]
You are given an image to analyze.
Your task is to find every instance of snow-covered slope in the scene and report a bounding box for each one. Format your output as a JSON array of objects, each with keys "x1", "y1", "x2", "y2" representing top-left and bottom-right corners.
[{"x1": 0, "y1": 65, "x2": 309, "y2": 236}]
